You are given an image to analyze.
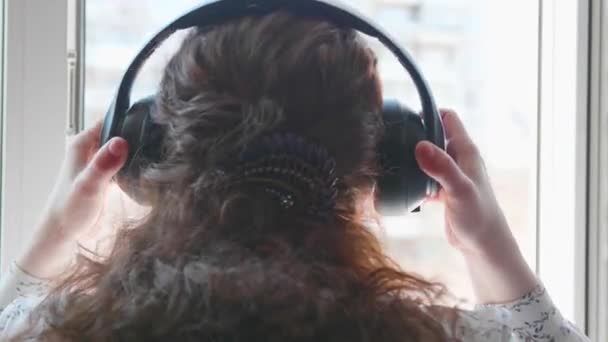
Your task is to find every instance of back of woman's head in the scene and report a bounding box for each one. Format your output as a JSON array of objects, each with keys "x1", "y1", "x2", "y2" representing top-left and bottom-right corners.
[{"x1": 27, "y1": 12, "x2": 448, "y2": 341}]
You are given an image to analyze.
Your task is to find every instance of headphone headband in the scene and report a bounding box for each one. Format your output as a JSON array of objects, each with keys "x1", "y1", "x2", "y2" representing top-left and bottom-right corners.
[{"x1": 102, "y1": 0, "x2": 445, "y2": 196}]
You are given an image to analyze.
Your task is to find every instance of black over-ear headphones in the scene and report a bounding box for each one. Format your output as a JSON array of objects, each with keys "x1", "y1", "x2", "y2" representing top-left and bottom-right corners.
[{"x1": 100, "y1": 0, "x2": 445, "y2": 215}]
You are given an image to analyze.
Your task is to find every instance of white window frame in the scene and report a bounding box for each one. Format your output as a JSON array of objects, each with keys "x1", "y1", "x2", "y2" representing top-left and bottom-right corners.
[
  {"x1": 0, "y1": 0, "x2": 70, "y2": 273},
  {"x1": 536, "y1": 0, "x2": 590, "y2": 327},
  {"x1": 0, "y1": 0, "x2": 601, "y2": 335},
  {"x1": 586, "y1": 0, "x2": 608, "y2": 339},
  {"x1": 0, "y1": 0, "x2": 4, "y2": 260}
]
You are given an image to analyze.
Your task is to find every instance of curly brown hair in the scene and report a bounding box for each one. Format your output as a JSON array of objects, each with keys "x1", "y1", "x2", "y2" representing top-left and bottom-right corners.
[{"x1": 21, "y1": 12, "x2": 451, "y2": 341}]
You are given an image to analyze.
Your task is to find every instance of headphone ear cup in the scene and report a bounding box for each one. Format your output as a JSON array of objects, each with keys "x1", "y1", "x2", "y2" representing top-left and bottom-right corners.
[
  {"x1": 377, "y1": 99, "x2": 429, "y2": 215},
  {"x1": 115, "y1": 95, "x2": 165, "y2": 204}
]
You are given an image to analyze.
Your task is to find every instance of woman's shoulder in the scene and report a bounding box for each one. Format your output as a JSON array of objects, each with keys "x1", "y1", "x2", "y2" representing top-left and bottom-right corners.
[
  {"x1": 0, "y1": 262, "x2": 50, "y2": 340},
  {"x1": 0, "y1": 294, "x2": 45, "y2": 340},
  {"x1": 424, "y1": 303, "x2": 511, "y2": 341},
  {"x1": 425, "y1": 284, "x2": 589, "y2": 342}
]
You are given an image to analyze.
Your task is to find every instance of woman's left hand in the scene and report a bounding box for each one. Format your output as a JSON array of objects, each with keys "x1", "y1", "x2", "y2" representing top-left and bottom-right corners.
[{"x1": 17, "y1": 121, "x2": 129, "y2": 279}]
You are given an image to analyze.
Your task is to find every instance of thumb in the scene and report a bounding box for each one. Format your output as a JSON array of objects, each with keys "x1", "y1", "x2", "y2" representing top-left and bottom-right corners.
[
  {"x1": 415, "y1": 141, "x2": 472, "y2": 196},
  {"x1": 74, "y1": 138, "x2": 129, "y2": 197}
]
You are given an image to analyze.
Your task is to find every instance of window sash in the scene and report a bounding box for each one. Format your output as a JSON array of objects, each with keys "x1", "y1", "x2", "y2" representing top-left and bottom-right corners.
[
  {"x1": 586, "y1": 0, "x2": 608, "y2": 339},
  {"x1": 1, "y1": 0, "x2": 70, "y2": 273},
  {"x1": 536, "y1": 0, "x2": 590, "y2": 327}
]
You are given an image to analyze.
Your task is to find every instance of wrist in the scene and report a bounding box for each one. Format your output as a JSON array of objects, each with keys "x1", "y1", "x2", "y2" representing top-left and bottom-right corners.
[
  {"x1": 461, "y1": 229, "x2": 538, "y2": 304},
  {"x1": 17, "y1": 214, "x2": 77, "y2": 280},
  {"x1": 17, "y1": 243, "x2": 76, "y2": 280},
  {"x1": 467, "y1": 230, "x2": 516, "y2": 260},
  {"x1": 459, "y1": 215, "x2": 518, "y2": 262}
]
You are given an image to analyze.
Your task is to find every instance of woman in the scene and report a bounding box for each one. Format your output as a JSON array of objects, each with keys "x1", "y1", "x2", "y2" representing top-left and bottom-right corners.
[{"x1": 0, "y1": 12, "x2": 590, "y2": 341}]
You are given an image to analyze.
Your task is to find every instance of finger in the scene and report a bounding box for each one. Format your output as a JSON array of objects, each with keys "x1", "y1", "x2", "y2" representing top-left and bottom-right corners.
[
  {"x1": 415, "y1": 141, "x2": 473, "y2": 196},
  {"x1": 73, "y1": 137, "x2": 129, "y2": 197},
  {"x1": 440, "y1": 109, "x2": 472, "y2": 142},
  {"x1": 446, "y1": 138, "x2": 459, "y2": 161},
  {"x1": 424, "y1": 189, "x2": 446, "y2": 203},
  {"x1": 441, "y1": 110, "x2": 480, "y2": 161},
  {"x1": 68, "y1": 120, "x2": 104, "y2": 153}
]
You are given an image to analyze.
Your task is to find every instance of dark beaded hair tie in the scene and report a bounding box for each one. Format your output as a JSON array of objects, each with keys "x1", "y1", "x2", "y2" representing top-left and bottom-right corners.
[{"x1": 228, "y1": 132, "x2": 339, "y2": 218}]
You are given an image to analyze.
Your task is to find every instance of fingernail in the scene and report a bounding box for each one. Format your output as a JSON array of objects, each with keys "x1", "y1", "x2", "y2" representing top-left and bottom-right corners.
[
  {"x1": 108, "y1": 138, "x2": 127, "y2": 157},
  {"x1": 418, "y1": 141, "x2": 434, "y2": 157}
]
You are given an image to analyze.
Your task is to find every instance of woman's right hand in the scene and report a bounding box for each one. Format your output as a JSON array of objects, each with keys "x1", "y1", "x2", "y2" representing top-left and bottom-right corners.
[
  {"x1": 414, "y1": 110, "x2": 508, "y2": 257},
  {"x1": 414, "y1": 109, "x2": 538, "y2": 304}
]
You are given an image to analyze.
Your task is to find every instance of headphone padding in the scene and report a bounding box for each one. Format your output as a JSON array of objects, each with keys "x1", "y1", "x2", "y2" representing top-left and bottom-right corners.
[
  {"x1": 377, "y1": 99, "x2": 429, "y2": 215},
  {"x1": 115, "y1": 96, "x2": 164, "y2": 204}
]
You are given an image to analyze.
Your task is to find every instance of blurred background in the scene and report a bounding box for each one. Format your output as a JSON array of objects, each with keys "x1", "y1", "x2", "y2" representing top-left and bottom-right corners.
[{"x1": 85, "y1": 0, "x2": 539, "y2": 306}]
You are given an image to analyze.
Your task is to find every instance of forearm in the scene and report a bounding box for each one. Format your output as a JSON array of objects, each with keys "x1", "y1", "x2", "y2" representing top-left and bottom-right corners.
[
  {"x1": 16, "y1": 215, "x2": 76, "y2": 280},
  {"x1": 463, "y1": 229, "x2": 538, "y2": 305}
]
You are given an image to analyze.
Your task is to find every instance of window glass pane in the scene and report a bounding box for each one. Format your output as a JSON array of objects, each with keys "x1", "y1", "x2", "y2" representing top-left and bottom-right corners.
[
  {"x1": 85, "y1": 0, "x2": 539, "y2": 306},
  {"x1": 357, "y1": 0, "x2": 539, "y2": 305}
]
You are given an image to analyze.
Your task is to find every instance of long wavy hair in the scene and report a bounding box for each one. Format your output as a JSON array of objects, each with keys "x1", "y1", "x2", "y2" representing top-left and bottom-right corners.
[{"x1": 21, "y1": 12, "x2": 452, "y2": 341}]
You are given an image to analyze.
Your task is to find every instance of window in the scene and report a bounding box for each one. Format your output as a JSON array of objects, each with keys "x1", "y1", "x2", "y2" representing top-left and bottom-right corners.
[
  {"x1": 84, "y1": 0, "x2": 539, "y2": 309},
  {"x1": 2, "y1": 0, "x2": 596, "y2": 332},
  {"x1": 0, "y1": 0, "x2": 587, "y2": 328},
  {"x1": 356, "y1": 0, "x2": 539, "y2": 307},
  {"x1": 85, "y1": 0, "x2": 202, "y2": 119},
  {"x1": 375, "y1": 4, "x2": 421, "y2": 28}
]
